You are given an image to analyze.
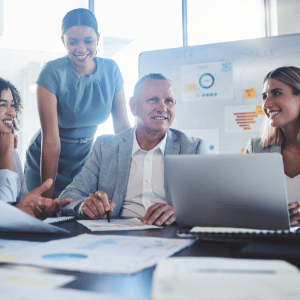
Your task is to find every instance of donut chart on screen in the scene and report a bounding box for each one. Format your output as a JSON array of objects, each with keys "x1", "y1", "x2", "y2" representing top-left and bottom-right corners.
[{"x1": 199, "y1": 73, "x2": 215, "y2": 89}]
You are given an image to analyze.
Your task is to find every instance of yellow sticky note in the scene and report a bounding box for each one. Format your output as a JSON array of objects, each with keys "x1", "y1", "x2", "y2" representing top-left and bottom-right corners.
[
  {"x1": 244, "y1": 88, "x2": 256, "y2": 99},
  {"x1": 256, "y1": 105, "x2": 264, "y2": 115},
  {"x1": 186, "y1": 83, "x2": 197, "y2": 93}
]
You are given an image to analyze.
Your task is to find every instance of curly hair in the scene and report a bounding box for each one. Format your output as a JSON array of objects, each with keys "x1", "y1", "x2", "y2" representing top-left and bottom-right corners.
[{"x1": 0, "y1": 78, "x2": 23, "y2": 133}]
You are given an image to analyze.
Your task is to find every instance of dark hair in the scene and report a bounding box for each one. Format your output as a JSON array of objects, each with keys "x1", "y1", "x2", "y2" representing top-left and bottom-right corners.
[
  {"x1": 0, "y1": 78, "x2": 22, "y2": 133},
  {"x1": 261, "y1": 66, "x2": 300, "y2": 147},
  {"x1": 133, "y1": 73, "x2": 171, "y2": 97},
  {"x1": 61, "y1": 8, "x2": 98, "y2": 35}
]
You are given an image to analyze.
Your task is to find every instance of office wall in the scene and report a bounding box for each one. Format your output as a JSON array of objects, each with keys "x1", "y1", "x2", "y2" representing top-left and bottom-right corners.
[
  {"x1": 277, "y1": 0, "x2": 300, "y2": 35},
  {"x1": 139, "y1": 34, "x2": 300, "y2": 154},
  {"x1": 137, "y1": 1, "x2": 300, "y2": 155},
  {"x1": 1, "y1": 0, "x2": 299, "y2": 161}
]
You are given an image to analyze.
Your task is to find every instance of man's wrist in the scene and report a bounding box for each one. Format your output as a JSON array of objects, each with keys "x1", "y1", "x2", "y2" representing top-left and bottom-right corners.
[{"x1": 74, "y1": 201, "x2": 85, "y2": 217}]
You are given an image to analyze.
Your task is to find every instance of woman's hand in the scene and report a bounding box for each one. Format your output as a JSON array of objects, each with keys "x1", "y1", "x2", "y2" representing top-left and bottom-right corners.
[
  {"x1": 16, "y1": 178, "x2": 72, "y2": 220},
  {"x1": 0, "y1": 132, "x2": 15, "y2": 171}
]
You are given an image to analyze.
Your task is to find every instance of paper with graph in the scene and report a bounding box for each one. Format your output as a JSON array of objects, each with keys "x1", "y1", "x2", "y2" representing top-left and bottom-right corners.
[
  {"x1": 2, "y1": 234, "x2": 194, "y2": 274},
  {"x1": 77, "y1": 218, "x2": 161, "y2": 231},
  {"x1": 225, "y1": 104, "x2": 264, "y2": 133}
]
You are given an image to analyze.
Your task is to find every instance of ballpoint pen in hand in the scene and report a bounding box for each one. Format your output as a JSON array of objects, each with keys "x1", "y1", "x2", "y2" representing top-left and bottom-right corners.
[{"x1": 106, "y1": 211, "x2": 110, "y2": 222}]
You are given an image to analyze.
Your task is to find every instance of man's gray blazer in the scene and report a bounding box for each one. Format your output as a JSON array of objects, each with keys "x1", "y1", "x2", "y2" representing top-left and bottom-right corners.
[{"x1": 60, "y1": 128, "x2": 207, "y2": 216}]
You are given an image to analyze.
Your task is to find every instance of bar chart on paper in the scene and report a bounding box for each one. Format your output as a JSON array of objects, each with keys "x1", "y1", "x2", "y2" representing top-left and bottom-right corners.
[{"x1": 77, "y1": 218, "x2": 161, "y2": 232}]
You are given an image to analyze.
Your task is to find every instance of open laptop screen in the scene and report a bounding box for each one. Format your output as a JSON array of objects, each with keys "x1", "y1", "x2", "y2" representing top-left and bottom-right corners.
[{"x1": 165, "y1": 153, "x2": 290, "y2": 230}]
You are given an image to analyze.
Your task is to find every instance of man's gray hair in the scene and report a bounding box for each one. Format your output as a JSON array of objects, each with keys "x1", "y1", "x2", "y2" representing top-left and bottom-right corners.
[{"x1": 133, "y1": 73, "x2": 171, "y2": 97}]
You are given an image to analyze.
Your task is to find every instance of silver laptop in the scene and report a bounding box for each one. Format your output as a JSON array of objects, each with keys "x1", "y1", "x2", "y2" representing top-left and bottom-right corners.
[{"x1": 165, "y1": 153, "x2": 290, "y2": 230}]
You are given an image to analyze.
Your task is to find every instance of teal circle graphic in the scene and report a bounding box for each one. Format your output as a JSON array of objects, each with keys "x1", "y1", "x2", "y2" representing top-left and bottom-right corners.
[
  {"x1": 199, "y1": 73, "x2": 215, "y2": 89},
  {"x1": 42, "y1": 253, "x2": 88, "y2": 261}
]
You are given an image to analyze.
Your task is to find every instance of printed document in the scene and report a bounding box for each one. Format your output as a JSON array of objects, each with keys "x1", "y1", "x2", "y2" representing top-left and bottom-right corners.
[
  {"x1": 0, "y1": 238, "x2": 40, "y2": 254},
  {"x1": 1, "y1": 285, "x2": 134, "y2": 300},
  {"x1": 0, "y1": 201, "x2": 69, "y2": 234},
  {"x1": 4, "y1": 234, "x2": 194, "y2": 274},
  {"x1": 152, "y1": 257, "x2": 300, "y2": 300},
  {"x1": 0, "y1": 267, "x2": 75, "y2": 289},
  {"x1": 77, "y1": 218, "x2": 161, "y2": 231}
]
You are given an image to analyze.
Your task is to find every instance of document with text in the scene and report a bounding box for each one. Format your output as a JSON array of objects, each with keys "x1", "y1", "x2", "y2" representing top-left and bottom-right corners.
[
  {"x1": 152, "y1": 257, "x2": 300, "y2": 300},
  {"x1": 2, "y1": 285, "x2": 134, "y2": 300},
  {"x1": 0, "y1": 267, "x2": 75, "y2": 289},
  {"x1": 77, "y1": 218, "x2": 161, "y2": 231},
  {"x1": 0, "y1": 201, "x2": 69, "y2": 234},
  {"x1": 3, "y1": 234, "x2": 194, "y2": 274}
]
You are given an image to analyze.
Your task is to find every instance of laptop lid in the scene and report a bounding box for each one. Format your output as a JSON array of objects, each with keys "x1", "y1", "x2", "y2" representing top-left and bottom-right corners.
[{"x1": 165, "y1": 153, "x2": 290, "y2": 230}]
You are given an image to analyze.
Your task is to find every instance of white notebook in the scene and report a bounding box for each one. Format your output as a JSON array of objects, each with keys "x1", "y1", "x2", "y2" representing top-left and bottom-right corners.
[{"x1": 43, "y1": 216, "x2": 74, "y2": 224}]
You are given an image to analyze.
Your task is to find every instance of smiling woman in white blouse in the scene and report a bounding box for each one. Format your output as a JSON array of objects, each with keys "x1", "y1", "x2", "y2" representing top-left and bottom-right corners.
[
  {"x1": 0, "y1": 77, "x2": 72, "y2": 219},
  {"x1": 244, "y1": 66, "x2": 300, "y2": 226}
]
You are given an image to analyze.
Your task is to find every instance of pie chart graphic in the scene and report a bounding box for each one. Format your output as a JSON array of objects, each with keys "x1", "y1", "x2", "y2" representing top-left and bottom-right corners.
[
  {"x1": 199, "y1": 73, "x2": 215, "y2": 89},
  {"x1": 42, "y1": 253, "x2": 88, "y2": 261}
]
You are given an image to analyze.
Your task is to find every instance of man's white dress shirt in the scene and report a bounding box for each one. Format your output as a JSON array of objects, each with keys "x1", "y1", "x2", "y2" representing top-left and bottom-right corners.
[{"x1": 120, "y1": 130, "x2": 168, "y2": 217}]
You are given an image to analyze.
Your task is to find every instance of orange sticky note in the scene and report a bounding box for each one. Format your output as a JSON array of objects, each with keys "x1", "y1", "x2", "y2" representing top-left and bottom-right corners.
[
  {"x1": 241, "y1": 147, "x2": 245, "y2": 154},
  {"x1": 256, "y1": 105, "x2": 264, "y2": 115},
  {"x1": 244, "y1": 88, "x2": 256, "y2": 99}
]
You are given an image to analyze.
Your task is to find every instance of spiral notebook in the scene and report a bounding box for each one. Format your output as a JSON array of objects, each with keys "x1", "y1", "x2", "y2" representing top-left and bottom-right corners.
[
  {"x1": 165, "y1": 153, "x2": 291, "y2": 231},
  {"x1": 177, "y1": 226, "x2": 300, "y2": 242},
  {"x1": 44, "y1": 216, "x2": 74, "y2": 224}
]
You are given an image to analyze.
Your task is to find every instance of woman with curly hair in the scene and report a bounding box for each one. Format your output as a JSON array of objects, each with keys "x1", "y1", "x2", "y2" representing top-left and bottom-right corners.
[{"x1": 0, "y1": 78, "x2": 72, "y2": 219}]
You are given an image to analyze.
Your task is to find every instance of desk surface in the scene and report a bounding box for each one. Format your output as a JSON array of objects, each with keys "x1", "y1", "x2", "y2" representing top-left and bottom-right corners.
[{"x1": 1, "y1": 219, "x2": 300, "y2": 299}]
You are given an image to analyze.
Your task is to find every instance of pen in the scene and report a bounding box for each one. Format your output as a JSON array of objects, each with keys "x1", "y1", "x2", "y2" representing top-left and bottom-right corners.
[{"x1": 106, "y1": 211, "x2": 110, "y2": 223}]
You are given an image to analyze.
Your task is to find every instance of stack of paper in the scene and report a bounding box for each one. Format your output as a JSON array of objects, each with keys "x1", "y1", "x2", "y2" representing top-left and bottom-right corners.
[{"x1": 152, "y1": 257, "x2": 300, "y2": 300}]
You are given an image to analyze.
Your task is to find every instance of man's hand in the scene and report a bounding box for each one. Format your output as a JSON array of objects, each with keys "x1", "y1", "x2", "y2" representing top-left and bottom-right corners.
[
  {"x1": 16, "y1": 178, "x2": 72, "y2": 220},
  {"x1": 141, "y1": 203, "x2": 175, "y2": 226},
  {"x1": 81, "y1": 191, "x2": 115, "y2": 219},
  {"x1": 288, "y1": 201, "x2": 300, "y2": 226}
]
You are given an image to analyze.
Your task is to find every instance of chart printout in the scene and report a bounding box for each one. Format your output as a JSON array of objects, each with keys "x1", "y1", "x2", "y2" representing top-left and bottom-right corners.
[{"x1": 4, "y1": 234, "x2": 195, "y2": 274}]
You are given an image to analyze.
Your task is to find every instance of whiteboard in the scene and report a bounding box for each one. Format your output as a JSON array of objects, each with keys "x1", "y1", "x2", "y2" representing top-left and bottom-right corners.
[{"x1": 138, "y1": 33, "x2": 300, "y2": 154}]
